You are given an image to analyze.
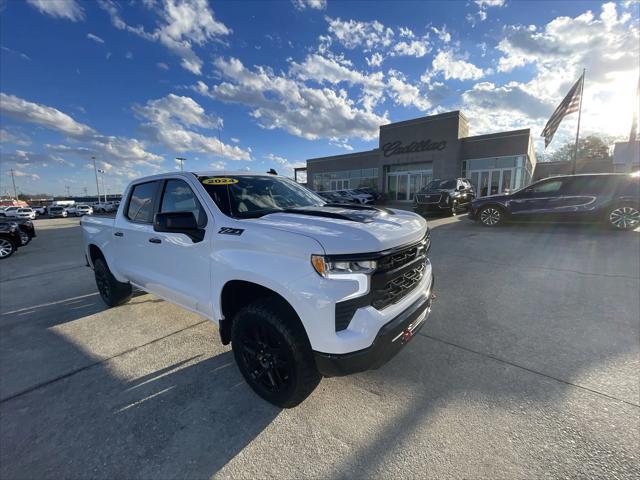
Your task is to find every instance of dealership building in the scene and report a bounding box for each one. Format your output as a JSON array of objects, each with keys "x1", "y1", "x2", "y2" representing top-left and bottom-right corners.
[{"x1": 306, "y1": 110, "x2": 537, "y2": 201}]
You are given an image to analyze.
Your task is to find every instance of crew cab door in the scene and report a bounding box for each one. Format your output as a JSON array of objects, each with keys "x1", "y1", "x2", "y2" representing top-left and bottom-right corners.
[
  {"x1": 114, "y1": 178, "x2": 212, "y2": 315},
  {"x1": 508, "y1": 178, "x2": 566, "y2": 219},
  {"x1": 149, "y1": 178, "x2": 212, "y2": 315}
]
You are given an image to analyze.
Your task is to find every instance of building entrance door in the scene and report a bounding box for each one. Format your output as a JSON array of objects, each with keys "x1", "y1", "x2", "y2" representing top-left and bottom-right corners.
[
  {"x1": 330, "y1": 179, "x2": 349, "y2": 190},
  {"x1": 387, "y1": 171, "x2": 432, "y2": 201},
  {"x1": 470, "y1": 168, "x2": 514, "y2": 197}
]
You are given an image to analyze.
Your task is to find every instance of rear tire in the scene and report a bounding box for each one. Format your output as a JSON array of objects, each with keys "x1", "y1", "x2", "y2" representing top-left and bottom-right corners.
[
  {"x1": 94, "y1": 258, "x2": 132, "y2": 307},
  {"x1": 231, "y1": 299, "x2": 321, "y2": 408},
  {"x1": 606, "y1": 205, "x2": 640, "y2": 231},
  {"x1": 478, "y1": 205, "x2": 504, "y2": 227},
  {"x1": 0, "y1": 236, "x2": 17, "y2": 259}
]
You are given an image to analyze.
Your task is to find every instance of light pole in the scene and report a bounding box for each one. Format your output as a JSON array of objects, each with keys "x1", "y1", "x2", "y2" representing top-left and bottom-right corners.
[
  {"x1": 176, "y1": 157, "x2": 186, "y2": 172},
  {"x1": 92, "y1": 156, "x2": 101, "y2": 203},
  {"x1": 98, "y1": 169, "x2": 107, "y2": 203},
  {"x1": 9, "y1": 169, "x2": 18, "y2": 200}
]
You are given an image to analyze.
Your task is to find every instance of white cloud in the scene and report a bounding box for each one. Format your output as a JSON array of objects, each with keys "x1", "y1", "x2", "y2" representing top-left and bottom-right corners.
[
  {"x1": 125, "y1": 51, "x2": 133, "y2": 60},
  {"x1": 431, "y1": 25, "x2": 451, "y2": 43},
  {"x1": 289, "y1": 54, "x2": 386, "y2": 111},
  {"x1": 0, "y1": 128, "x2": 31, "y2": 147},
  {"x1": 264, "y1": 153, "x2": 305, "y2": 174},
  {"x1": 12, "y1": 170, "x2": 41, "y2": 181},
  {"x1": 387, "y1": 70, "x2": 431, "y2": 111},
  {"x1": 469, "y1": 0, "x2": 506, "y2": 23},
  {"x1": 98, "y1": 0, "x2": 231, "y2": 75},
  {"x1": 366, "y1": 52, "x2": 384, "y2": 67},
  {"x1": 157, "y1": 62, "x2": 169, "y2": 70},
  {"x1": 196, "y1": 57, "x2": 388, "y2": 142},
  {"x1": 291, "y1": 0, "x2": 326, "y2": 10},
  {"x1": 0, "y1": 46, "x2": 31, "y2": 61},
  {"x1": 392, "y1": 39, "x2": 430, "y2": 58},
  {"x1": 0, "y1": 93, "x2": 163, "y2": 174},
  {"x1": 326, "y1": 17, "x2": 394, "y2": 51},
  {"x1": 87, "y1": 33, "x2": 105, "y2": 44},
  {"x1": 209, "y1": 161, "x2": 226, "y2": 170},
  {"x1": 26, "y1": 0, "x2": 84, "y2": 21},
  {"x1": 0, "y1": 93, "x2": 94, "y2": 137},
  {"x1": 399, "y1": 27, "x2": 415, "y2": 38},
  {"x1": 428, "y1": 50, "x2": 484, "y2": 81},
  {"x1": 230, "y1": 137, "x2": 240, "y2": 143},
  {"x1": 485, "y1": 1, "x2": 640, "y2": 147},
  {"x1": 133, "y1": 94, "x2": 251, "y2": 161}
]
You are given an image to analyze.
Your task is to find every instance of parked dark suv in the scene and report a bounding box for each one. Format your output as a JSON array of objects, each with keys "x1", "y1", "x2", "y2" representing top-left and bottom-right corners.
[
  {"x1": 468, "y1": 173, "x2": 640, "y2": 230},
  {"x1": 414, "y1": 178, "x2": 475, "y2": 216}
]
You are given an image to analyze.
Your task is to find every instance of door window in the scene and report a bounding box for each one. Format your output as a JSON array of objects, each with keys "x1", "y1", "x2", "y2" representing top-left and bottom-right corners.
[
  {"x1": 531, "y1": 179, "x2": 564, "y2": 194},
  {"x1": 126, "y1": 182, "x2": 159, "y2": 223},
  {"x1": 160, "y1": 179, "x2": 207, "y2": 228}
]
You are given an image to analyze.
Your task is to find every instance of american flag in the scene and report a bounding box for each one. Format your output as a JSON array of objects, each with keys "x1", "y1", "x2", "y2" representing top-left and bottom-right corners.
[{"x1": 541, "y1": 73, "x2": 584, "y2": 148}]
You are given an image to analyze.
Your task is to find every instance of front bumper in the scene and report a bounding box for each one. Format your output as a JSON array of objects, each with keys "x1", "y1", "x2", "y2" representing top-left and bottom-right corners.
[
  {"x1": 314, "y1": 274, "x2": 434, "y2": 377},
  {"x1": 414, "y1": 202, "x2": 449, "y2": 214}
]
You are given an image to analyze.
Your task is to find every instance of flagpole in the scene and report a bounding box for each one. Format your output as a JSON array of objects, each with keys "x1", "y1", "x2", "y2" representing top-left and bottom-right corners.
[{"x1": 572, "y1": 69, "x2": 585, "y2": 175}]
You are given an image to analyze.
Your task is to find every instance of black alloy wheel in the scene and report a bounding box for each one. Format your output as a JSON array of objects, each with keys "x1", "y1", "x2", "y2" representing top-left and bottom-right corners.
[
  {"x1": 237, "y1": 321, "x2": 293, "y2": 395},
  {"x1": 232, "y1": 299, "x2": 321, "y2": 408}
]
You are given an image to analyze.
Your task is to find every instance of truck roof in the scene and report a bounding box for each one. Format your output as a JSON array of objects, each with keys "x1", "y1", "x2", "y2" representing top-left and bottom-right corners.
[{"x1": 127, "y1": 171, "x2": 283, "y2": 184}]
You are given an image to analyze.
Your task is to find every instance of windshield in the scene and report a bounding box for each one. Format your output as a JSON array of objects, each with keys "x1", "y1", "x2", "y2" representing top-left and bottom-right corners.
[
  {"x1": 424, "y1": 179, "x2": 457, "y2": 190},
  {"x1": 199, "y1": 175, "x2": 325, "y2": 219}
]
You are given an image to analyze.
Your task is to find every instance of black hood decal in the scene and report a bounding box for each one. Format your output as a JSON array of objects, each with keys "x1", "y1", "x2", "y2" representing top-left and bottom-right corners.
[{"x1": 274, "y1": 205, "x2": 389, "y2": 223}]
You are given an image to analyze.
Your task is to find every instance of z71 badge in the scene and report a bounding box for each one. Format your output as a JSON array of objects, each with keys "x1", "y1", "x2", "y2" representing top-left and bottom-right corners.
[{"x1": 218, "y1": 227, "x2": 244, "y2": 236}]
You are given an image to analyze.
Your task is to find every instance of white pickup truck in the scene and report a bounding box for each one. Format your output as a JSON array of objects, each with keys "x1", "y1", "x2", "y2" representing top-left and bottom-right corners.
[{"x1": 81, "y1": 172, "x2": 434, "y2": 407}]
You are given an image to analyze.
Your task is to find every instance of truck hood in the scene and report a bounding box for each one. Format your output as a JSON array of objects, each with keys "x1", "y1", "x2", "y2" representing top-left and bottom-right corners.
[{"x1": 248, "y1": 205, "x2": 427, "y2": 254}]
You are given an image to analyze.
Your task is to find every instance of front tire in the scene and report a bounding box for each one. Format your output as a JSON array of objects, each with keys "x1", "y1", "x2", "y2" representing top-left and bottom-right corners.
[
  {"x1": 479, "y1": 205, "x2": 504, "y2": 227},
  {"x1": 449, "y1": 199, "x2": 459, "y2": 216},
  {"x1": 231, "y1": 299, "x2": 321, "y2": 408},
  {"x1": 0, "y1": 236, "x2": 17, "y2": 259},
  {"x1": 94, "y1": 258, "x2": 132, "y2": 307},
  {"x1": 19, "y1": 231, "x2": 31, "y2": 246},
  {"x1": 607, "y1": 205, "x2": 640, "y2": 231}
]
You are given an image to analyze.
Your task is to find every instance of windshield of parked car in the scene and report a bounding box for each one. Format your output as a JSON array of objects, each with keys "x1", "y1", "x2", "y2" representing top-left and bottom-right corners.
[
  {"x1": 199, "y1": 175, "x2": 325, "y2": 219},
  {"x1": 425, "y1": 179, "x2": 457, "y2": 190}
]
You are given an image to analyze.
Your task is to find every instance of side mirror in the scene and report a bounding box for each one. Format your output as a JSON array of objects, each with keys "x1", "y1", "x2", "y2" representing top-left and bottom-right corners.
[{"x1": 154, "y1": 211, "x2": 205, "y2": 242}]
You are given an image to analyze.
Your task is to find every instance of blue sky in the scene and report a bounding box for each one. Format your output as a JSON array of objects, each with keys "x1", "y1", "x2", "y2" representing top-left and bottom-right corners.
[{"x1": 1, "y1": 0, "x2": 638, "y2": 196}]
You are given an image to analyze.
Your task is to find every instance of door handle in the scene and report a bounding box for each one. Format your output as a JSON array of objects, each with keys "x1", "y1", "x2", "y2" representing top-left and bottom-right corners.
[
  {"x1": 148, "y1": 237, "x2": 162, "y2": 244},
  {"x1": 114, "y1": 232, "x2": 124, "y2": 237}
]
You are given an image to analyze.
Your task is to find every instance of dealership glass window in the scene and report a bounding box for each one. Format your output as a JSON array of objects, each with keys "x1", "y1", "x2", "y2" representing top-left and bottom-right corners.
[
  {"x1": 464, "y1": 155, "x2": 531, "y2": 195},
  {"x1": 312, "y1": 168, "x2": 378, "y2": 191}
]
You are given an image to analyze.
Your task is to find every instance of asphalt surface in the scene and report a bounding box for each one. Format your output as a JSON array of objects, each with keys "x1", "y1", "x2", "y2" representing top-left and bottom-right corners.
[{"x1": 0, "y1": 215, "x2": 638, "y2": 479}]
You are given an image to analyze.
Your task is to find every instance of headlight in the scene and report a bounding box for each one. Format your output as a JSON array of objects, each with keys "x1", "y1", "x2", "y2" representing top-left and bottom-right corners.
[{"x1": 311, "y1": 255, "x2": 377, "y2": 277}]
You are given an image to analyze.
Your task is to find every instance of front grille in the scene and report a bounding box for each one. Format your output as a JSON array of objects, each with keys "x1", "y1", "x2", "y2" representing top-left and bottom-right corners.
[
  {"x1": 334, "y1": 232, "x2": 430, "y2": 331},
  {"x1": 415, "y1": 193, "x2": 442, "y2": 204},
  {"x1": 372, "y1": 261, "x2": 427, "y2": 310}
]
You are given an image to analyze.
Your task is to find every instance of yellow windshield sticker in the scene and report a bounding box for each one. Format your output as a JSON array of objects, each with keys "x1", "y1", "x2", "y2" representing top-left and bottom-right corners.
[{"x1": 202, "y1": 177, "x2": 238, "y2": 185}]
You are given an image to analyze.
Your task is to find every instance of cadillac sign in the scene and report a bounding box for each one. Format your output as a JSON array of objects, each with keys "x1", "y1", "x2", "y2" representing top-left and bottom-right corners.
[{"x1": 382, "y1": 139, "x2": 447, "y2": 157}]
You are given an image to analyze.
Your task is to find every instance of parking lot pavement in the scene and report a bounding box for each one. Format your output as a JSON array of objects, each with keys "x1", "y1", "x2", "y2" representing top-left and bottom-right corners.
[{"x1": 1, "y1": 216, "x2": 638, "y2": 478}]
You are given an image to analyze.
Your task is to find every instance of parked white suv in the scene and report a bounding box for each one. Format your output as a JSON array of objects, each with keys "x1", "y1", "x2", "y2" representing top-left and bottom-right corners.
[
  {"x1": 73, "y1": 204, "x2": 93, "y2": 216},
  {"x1": 82, "y1": 172, "x2": 434, "y2": 407},
  {"x1": 337, "y1": 189, "x2": 374, "y2": 204}
]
